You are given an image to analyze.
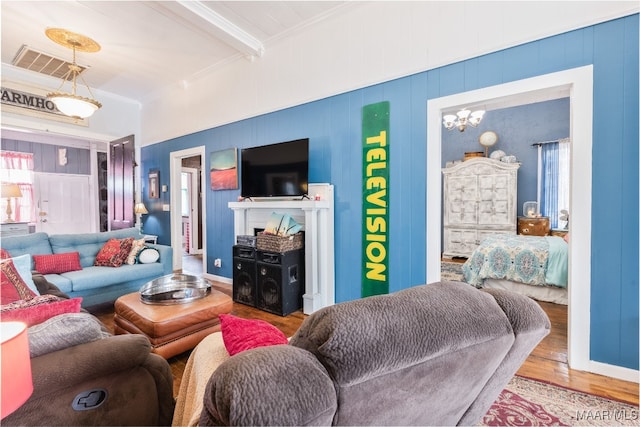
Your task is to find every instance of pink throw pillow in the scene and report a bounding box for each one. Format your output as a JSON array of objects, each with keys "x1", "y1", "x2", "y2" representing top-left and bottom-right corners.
[
  {"x1": 0, "y1": 296, "x2": 82, "y2": 327},
  {"x1": 1, "y1": 258, "x2": 37, "y2": 304},
  {"x1": 0, "y1": 248, "x2": 12, "y2": 259},
  {"x1": 33, "y1": 252, "x2": 82, "y2": 274},
  {"x1": 94, "y1": 238, "x2": 134, "y2": 267},
  {"x1": 219, "y1": 313, "x2": 288, "y2": 356}
]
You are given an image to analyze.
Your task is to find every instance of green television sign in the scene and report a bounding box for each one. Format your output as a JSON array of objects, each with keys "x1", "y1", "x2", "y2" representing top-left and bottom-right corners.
[{"x1": 361, "y1": 101, "x2": 389, "y2": 297}]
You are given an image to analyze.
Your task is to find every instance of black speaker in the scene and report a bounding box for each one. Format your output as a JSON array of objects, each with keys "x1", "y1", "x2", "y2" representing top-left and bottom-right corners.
[
  {"x1": 256, "y1": 249, "x2": 304, "y2": 316},
  {"x1": 232, "y1": 245, "x2": 257, "y2": 307}
]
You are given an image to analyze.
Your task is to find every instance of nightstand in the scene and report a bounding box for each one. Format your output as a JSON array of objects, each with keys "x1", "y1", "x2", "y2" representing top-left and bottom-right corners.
[
  {"x1": 517, "y1": 217, "x2": 550, "y2": 236},
  {"x1": 143, "y1": 234, "x2": 158, "y2": 244},
  {"x1": 550, "y1": 229, "x2": 569, "y2": 238}
]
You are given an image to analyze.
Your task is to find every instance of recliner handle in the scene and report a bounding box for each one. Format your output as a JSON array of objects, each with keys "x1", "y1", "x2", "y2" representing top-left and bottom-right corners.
[{"x1": 72, "y1": 389, "x2": 108, "y2": 411}]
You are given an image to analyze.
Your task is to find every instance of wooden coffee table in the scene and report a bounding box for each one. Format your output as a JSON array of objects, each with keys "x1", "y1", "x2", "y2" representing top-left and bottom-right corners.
[{"x1": 113, "y1": 276, "x2": 232, "y2": 359}]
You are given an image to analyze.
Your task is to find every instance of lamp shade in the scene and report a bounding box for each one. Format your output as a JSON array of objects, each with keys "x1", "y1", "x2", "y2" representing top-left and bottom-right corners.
[
  {"x1": 1, "y1": 322, "x2": 33, "y2": 418},
  {"x1": 48, "y1": 94, "x2": 101, "y2": 119},
  {"x1": 442, "y1": 108, "x2": 485, "y2": 132},
  {"x1": 1, "y1": 184, "x2": 22, "y2": 198},
  {"x1": 134, "y1": 203, "x2": 149, "y2": 215}
]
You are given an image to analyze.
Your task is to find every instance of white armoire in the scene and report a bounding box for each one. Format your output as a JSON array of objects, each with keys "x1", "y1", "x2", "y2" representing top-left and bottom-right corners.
[{"x1": 442, "y1": 158, "x2": 520, "y2": 258}]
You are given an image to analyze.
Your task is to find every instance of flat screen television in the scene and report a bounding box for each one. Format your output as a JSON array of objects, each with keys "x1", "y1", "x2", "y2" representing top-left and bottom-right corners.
[{"x1": 241, "y1": 138, "x2": 309, "y2": 198}]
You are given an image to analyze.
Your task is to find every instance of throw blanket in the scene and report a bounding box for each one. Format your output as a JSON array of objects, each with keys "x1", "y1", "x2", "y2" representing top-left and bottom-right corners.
[
  {"x1": 172, "y1": 332, "x2": 295, "y2": 426},
  {"x1": 463, "y1": 234, "x2": 568, "y2": 288},
  {"x1": 172, "y1": 333, "x2": 230, "y2": 427}
]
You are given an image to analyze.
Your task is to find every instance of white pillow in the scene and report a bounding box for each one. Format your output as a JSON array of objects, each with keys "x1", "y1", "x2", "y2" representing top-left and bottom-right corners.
[
  {"x1": 11, "y1": 254, "x2": 39, "y2": 295},
  {"x1": 137, "y1": 247, "x2": 160, "y2": 264}
]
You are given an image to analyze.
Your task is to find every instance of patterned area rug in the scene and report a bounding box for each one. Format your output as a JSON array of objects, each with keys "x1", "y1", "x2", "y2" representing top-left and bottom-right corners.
[
  {"x1": 483, "y1": 376, "x2": 639, "y2": 426},
  {"x1": 441, "y1": 260, "x2": 465, "y2": 282}
]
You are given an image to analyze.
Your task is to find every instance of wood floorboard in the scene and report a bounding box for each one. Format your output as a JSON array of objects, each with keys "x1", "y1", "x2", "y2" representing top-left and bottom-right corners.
[
  {"x1": 91, "y1": 280, "x2": 639, "y2": 406},
  {"x1": 516, "y1": 301, "x2": 639, "y2": 405}
]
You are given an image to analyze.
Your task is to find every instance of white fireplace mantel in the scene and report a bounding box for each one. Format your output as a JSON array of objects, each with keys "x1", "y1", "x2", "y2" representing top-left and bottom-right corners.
[{"x1": 228, "y1": 183, "x2": 335, "y2": 314}]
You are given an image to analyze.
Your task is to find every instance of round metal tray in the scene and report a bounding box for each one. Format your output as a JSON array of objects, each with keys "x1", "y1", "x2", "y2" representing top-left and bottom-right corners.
[{"x1": 139, "y1": 273, "x2": 211, "y2": 305}]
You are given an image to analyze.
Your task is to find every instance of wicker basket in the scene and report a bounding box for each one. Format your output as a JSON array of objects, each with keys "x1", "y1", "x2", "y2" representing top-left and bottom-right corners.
[{"x1": 256, "y1": 232, "x2": 303, "y2": 252}]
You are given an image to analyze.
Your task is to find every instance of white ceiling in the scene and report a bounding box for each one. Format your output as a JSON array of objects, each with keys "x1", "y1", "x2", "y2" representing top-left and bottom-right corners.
[{"x1": 1, "y1": 1, "x2": 347, "y2": 103}]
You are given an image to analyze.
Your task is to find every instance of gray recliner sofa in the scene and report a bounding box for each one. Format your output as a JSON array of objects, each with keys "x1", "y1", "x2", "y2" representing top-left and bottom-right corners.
[
  {"x1": 198, "y1": 281, "x2": 550, "y2": 426},
  {"x1": 3, "y1": 275, "x2": 175, "y2": 426}
]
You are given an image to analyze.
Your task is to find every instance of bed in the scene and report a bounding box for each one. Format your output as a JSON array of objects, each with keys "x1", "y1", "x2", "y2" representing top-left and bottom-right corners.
[{"x1": 462, "y1": 234, "x2": 568, "y2": 305}]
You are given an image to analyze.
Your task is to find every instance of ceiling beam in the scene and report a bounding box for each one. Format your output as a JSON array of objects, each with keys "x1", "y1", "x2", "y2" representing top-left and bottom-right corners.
[{"x1": 176, "y1": 1, "x2": 264, "y2": 60}]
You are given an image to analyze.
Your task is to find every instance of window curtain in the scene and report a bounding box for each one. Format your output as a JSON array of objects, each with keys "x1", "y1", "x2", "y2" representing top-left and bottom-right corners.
[
  {"x1": 540, "y1": 139, "x2": 570, "y2": 229},
  {"x1": 540, "y1": 142, "x2": 559, "y2": 228},
  {"x1": 1, "y1": 151, "x2": 34, "y2": 170},
  {"x1": 557, "y1": 138, "x2": 570, "y2": 229},
  {"x1": 1, "y1": 151, "x2": 35, "y2": 223}
]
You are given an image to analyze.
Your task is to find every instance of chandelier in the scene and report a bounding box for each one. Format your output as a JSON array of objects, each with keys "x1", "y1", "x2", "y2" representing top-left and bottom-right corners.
[
  {"x1": 45, "y1": 28, "x2": 102, "y2": 119},
  {"x1": 442, "y1": 108, "x2": 485, "y2": 132}
]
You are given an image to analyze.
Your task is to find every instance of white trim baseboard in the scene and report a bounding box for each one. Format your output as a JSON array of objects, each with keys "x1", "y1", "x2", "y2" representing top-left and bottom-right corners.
[
  {"x1": 588, "y1": 361, "x2": 640, "y2": 384},
  {"x1": 204, "y1": 273, "x2": 232, "y2": 285}
]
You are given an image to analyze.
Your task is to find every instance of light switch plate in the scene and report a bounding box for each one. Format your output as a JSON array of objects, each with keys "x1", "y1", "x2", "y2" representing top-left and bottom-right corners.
[{"x1": 162, "y1": 204, "x2": 170, "y2": 211}]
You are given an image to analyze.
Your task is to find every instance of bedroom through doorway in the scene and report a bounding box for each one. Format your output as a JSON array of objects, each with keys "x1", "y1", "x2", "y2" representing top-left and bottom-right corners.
[{"x1": 426, "y1": 66, "x2": 594, "y2": 374}]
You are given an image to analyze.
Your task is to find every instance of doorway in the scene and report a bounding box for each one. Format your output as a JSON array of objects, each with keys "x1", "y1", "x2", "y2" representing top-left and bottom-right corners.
[
  {"x1": 426, "y1": 66, "x2": 594, "y2": 373},
  {"x1": 169, "y1": 146, "x2": 206, "y2": 274},
  {"x1": 181, "y1": 163, "x2": 203, "y2": 275},
  {"x1": 181, "y1": 165, "x2": 202, "y2": 256}
]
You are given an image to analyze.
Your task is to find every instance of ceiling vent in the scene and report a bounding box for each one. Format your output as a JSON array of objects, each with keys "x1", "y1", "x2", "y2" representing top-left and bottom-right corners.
[{"x1": 11, "y1": 45, "x2": 87, "y2": 80}]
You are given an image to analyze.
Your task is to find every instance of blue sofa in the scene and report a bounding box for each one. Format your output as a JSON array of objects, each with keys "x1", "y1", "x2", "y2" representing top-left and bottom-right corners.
[{"x1": 1, "y1": 228, "x2": 173, "y2": 307}]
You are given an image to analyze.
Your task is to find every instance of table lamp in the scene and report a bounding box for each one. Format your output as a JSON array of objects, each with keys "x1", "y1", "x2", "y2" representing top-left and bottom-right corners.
[
  {"x1": 134, "y1": 202, "x2": 149, "y2": 233},
  {"x1": 1, "y1": 322, "x2": 33, "y2": 418},
  {"x1": 1, "y1": 183, "x2": 23, "y2": 223}
]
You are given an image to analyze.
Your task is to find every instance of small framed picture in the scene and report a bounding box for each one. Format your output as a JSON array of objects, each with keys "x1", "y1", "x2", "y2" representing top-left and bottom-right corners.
[
  {"x1": 148, "y1": 170, "x2": 160, "y2": 199},
  {"x1": 210, "y1": 148, "x2": 238, "y2": 190}
]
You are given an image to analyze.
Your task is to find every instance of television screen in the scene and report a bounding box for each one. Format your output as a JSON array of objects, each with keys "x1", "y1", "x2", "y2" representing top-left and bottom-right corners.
[{"x1": 241, "y1": 138, "x2": 309, "y2": 198}]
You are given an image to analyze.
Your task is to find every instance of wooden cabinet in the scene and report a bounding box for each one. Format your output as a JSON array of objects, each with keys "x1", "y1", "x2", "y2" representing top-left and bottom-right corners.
[
  {"x1": 518, "y1": 217, "x2": 550, "y2": 236},
  {"x1": 442, "y1": 158, "x2": 519, "y2": 258}
]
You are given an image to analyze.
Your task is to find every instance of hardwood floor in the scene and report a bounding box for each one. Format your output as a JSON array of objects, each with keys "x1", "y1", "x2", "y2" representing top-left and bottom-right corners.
[
  {"x1": 517, "y1": 301, "x2": 639, "y2": 405},
  {"x1": 92, "y1": 281, "x2": 639, "y2": 406}
]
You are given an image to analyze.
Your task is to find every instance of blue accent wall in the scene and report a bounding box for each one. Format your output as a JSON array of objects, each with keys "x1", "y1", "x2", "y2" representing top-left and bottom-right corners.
[{"x1": 142, "y1": 15, "x2": 638, "y2": 370}]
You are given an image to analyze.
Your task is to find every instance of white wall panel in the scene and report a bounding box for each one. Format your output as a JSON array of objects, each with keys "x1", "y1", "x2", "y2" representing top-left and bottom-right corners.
[{"x1": 141, "y1": 1, "x2": 638, "y2": 146}]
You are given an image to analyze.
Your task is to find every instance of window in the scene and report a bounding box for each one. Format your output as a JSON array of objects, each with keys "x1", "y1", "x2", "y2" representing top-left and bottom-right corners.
[{"x1": 1, "y1": 151, "x2": 35, "y2": 223}]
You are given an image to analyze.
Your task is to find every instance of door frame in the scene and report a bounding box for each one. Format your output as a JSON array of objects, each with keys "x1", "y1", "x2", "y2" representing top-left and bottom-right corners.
[
  {"x1": 427, "y1": 66, "x2": 599, "y2": 375},
  {"x1": 182, "y1": 166, "x2": 201, "y2": 255},
  {"x1": 170, "y1": 146, "x2": 206, "y2": 272}
]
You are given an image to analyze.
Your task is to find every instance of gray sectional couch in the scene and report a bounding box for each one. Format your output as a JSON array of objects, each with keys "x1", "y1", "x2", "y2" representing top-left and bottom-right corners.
[
  {"x1": 1, "y1": 228, "x2": 173, "y2": 307},
  {"x1": 194, "y1": 281, "x2": 550, "y2": 426}
]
